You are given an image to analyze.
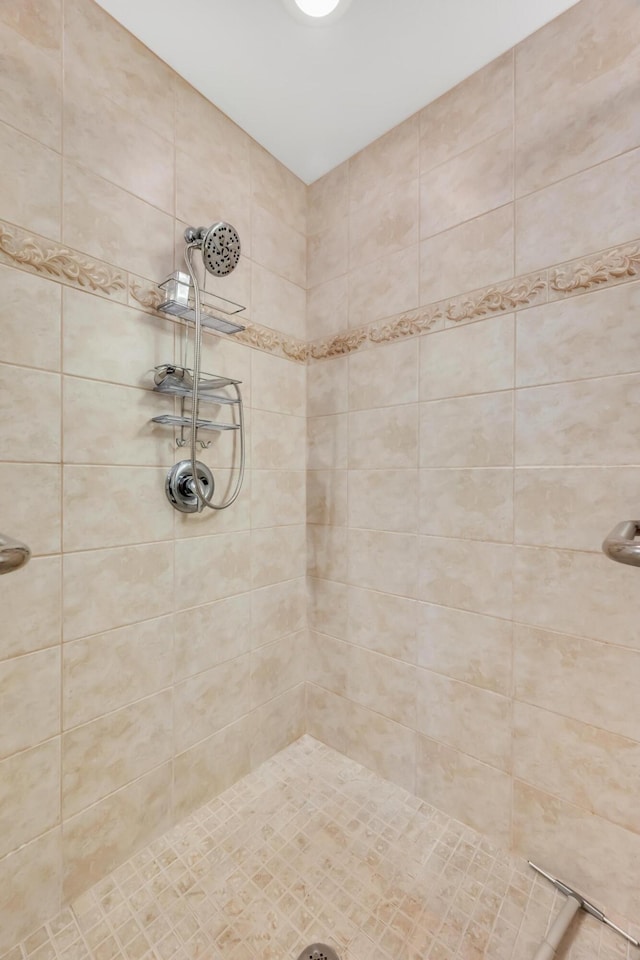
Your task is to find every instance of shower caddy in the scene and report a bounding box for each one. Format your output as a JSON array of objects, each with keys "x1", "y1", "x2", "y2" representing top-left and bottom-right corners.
[{"x1": 150, "y1": 268, "x2": 246, "y2": 513}]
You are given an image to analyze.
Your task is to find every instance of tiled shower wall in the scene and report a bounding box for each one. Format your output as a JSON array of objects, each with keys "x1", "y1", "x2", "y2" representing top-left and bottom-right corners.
[
  {"x1": 0, "y1": 0, "x2": 307, "y2": 950},
  {"x1": 306, "y1": 0, "x2": 640, "y2": 923}
]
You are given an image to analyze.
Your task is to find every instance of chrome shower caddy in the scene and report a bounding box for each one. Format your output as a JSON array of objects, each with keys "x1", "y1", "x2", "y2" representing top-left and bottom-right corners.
[{"x1": 150, "y1": 268, "x2": 247, "y2": 514}]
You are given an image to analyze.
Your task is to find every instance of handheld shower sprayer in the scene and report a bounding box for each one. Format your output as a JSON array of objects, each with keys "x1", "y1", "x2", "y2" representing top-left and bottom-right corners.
[{"x1": 172, "y1": 221, "x2": 245, "y2": 513}]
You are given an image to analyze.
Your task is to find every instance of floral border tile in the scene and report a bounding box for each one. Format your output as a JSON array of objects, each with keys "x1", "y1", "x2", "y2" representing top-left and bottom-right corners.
[
  {"x1": 0, "y1": 221, "x2": 127, "y2": 302},
  {"x1": 549, "y1": 242, "x2": 640, "y2": 300}
]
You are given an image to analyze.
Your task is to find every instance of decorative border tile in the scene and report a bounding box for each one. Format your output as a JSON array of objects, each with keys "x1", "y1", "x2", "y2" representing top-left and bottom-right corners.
[
  {"x1": 444, "y1": 273, "x2": 547, "y2": 325},
  {"x1": 549, "y1": 242, "x2": 640, "y2": 299},
  {"x1": 0, "y1": 222, "x2": 126, "y2": 301},
  {"x1": 3, "y1": 219, "x2": 640, "y2": 367}
]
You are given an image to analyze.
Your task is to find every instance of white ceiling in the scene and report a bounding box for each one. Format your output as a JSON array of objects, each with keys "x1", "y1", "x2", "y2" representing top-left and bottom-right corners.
[{"x1": 96, "y1": 0, "x2": 580, "y2": 184}]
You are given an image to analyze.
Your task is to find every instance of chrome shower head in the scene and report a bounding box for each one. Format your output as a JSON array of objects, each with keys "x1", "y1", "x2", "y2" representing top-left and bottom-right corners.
[{"x1": 184, "y1": 222, "x2": 241, "y2": 277}]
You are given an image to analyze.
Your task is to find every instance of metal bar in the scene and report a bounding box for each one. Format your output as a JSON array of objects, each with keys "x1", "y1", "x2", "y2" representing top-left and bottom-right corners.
[{"x1": 528, "y1": 861, "x2": 640, "y2": 949}]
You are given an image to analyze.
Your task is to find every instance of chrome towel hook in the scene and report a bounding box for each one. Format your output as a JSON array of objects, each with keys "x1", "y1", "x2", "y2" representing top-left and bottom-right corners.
[
  {"x1": 602, "y1": 521, "x2": 640, "y2": 567},
  {"x1": 0, "y1": 533, "x2": 30, "y2": 575}
]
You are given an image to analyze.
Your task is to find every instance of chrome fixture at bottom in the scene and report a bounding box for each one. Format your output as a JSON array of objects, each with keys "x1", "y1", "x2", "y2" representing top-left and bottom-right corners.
[
  {"x1": 295, "y1": 945, "x2": 341, "y2": 960},
  {"x1": 0, "y1": 533, "x2": 31, "y2": 575},
  {"x1": 602, "y1": 521, "x2": 640, "y2": 567},
  {"x1": 165, "y1": 460, "x2": 215, "y2": 514}
]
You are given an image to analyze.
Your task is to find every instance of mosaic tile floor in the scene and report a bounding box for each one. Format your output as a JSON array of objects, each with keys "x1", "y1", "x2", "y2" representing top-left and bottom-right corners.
[{"x1": 5, "y1": 736, "x2": 638, "y2": 960}]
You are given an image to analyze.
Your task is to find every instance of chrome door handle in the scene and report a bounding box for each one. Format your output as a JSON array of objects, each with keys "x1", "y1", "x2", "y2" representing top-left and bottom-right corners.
[
  {"x1": 602, "y1": 521, "x2": 640, "y2": 567},
  {"x1": 0, "y1": 533, "x2": 31, "y2": 575}
]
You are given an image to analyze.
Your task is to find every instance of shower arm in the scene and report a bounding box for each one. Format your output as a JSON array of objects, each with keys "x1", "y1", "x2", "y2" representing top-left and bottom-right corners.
[{"x1": 183, "y1": 244, "x2": 245, "y2": 511}]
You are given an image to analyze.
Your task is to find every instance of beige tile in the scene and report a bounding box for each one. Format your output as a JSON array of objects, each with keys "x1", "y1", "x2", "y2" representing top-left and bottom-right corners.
[
  {"x1": 417, "y1": 603, "x2": 512, "y2": 696},
  {"x1": 62, "y1": 763, "x2": 172, "y2": 901},
  {"x1": 348, "y1": 339, "x2": 418, "y2": 411},
  {"x1": 251, "y1": 470, "x2": 306, "y2": 528},
  {"x1": 416, "y1": 736, "x2": 512, "y2": 847},
  {"x1": 0, "y1": 557, "x2": 61, "y2": 659},
  {"x1": 64, "y1": 76, "x2": 173, "y2": 213},
  {"x1": 416, "y1": 669, "x2": 511, "y2": 770},
  {"x1": 175, "y1": 531, "x2": 251, "y2": 608},
  {"x1": 516, "y1": 282, "x2": 640, "y2": 387},
  {"x1": 63, "y1": 161, "x2": 174, "y2": 279},
  {"x1": 63, "y1": 542, "x2": 173, "y2": 641},
  {"x1": 418, "y1": 536, "x2": 513, "y2": 618},
  {"x1": 348, "y1": 244, "x2": 419, "y2": 328},
  {"x1": 252, "y1": 410, "x2": 306, "y2": 469},
  {"x1": 173, "y1": 715, "x2": 252, "y2": 821},
  {"x1": 513, "y1": 779, "x2": 640, "y2": 920},
  {"x1": 308, "y1": 578, "x2": 348, "y2": 639},
  {"x1": 251, "y1": 262, "x2": 306, "y2": 340},
  {"x1": 0, "y1": 464, "x2": 60, "y2": 555},
  {"x1": 515, "y1": 466, "x2": 640, "y2": 551},
  {"x1": 516, "y1": 147, "x2": 640, "y2": 274},
  {"x1": 63, "y1": 617, "x2": 173, "y2": 728},
  {"x1": 250, "y1": 683, "x2": 305, "y2": 767},
  {"x1": 174, "y1": 655, "x2": 252, "y2": 752},
  {"x1": 252, "y1": 203, "x2": 306, "y2": 287},
  {"x1": 515, "y1": 0, "x2": 640, "y2": 195},
  {"x1": 0, "y1": 829, "x2": 60, "y2": 956},
  {"x1": 0, "y1": 648, "x2": 60, "y2": 758},
  {"x1": 419, "y1": 51, "x2": 513, "y2": 172},
  {"x1": 514, "y1": 701, "x2": 640, "y2": 835},
  {"x1": 62, "y1": 377, "x2": 176, "y2": 466},
  {"x1": 420, "y1": 314, "x2": 514, "y2": 400},
  {"x1": 0, "y1": 263, "x2": 61, "y2": 371},
  {"x1": 513, "y1": 624, "x2": 640, "y2": 742},
  {"x1": 176, "y1": 148, "x2": 251, "y2": 258},
  {"x1": 0, "y1": 0, "x2": 61, "y2": 50},
  {"x1": 420, "y1": 131, "x2": 513, "y2": 238},
  {"x1": 62, "y1": 691, "x2": 172, "y2": 818},
  {"x1": 251, "y1": 525, "x2": 306, "y2": 588},
  {"x1": 251, "y1": 632, "x2": 304, "y2": 706},
  {"x1": 0, "y1": 740, "x2": 59, "y2": 859},
  {"x1": 176, "y1": 78, "x2": 250, "y2": 182},
  {"x1": 347, "y1": 587, "x2": 417, "y2": 662},
  {"x1": 64, "y1": 0, "x2": 173, "y2": 136},
  {"x1": 0, "y1": 363, "x2": 60, "y2": 463},
  {"x1": 516, "y1": 374, "x2": 640, "y2": 465},
  {"x1": 348, "y1": 469, "x2": 419, "y2": 533},
  {"x1": 62, "y1": 288, "x2": 175, "y2": 387},
  {"x1": 315, "y1": 686, "x2": 416, "y2": 793},
  {"x1": 307, "y1": 276, "x2": 349, "y2": 341},
  {"x1": 307, "y1": 414, "x2": 347, "y2": 470},
  {"x1": 348, "y1": 529, "x2": 418, "y2": 597},
  {"x1": 250, "y1": 140, "x2": 306, "y2": 235},
  {"x1": 307, "y1": 162, "x2": 348, "y2": 236},
  {"x1": 348, "y1": 405, "x2": 418, "y2": 469},
  {"x1": 307, "y1": 356, "x2": 348, "y2": 417},
  {"x1": 251, "y1": 578, "x2": 306, "y2": 648},
  {"x1": 419, "y1": 468, "x2": 513, "y2": 542},
  {"x1": 420, "y1": 206, "x2": 514, "y2": 304},
  {"x1": 307, "y1": 469, "x2": 347, "y2": 525},
  {"x1": 308, "y1": 631, "x2": 349, "y2": 696},
  {"x1": 308, "y1": 216, "x2": 348, "y2": 289},
  {"x1": 306, "y1": 683, "x2": 349, "y2": 752},
  {"x1": 349, "y1": 179, "x2": 419, "y2": 272},
  {"x1": 349, "y1": 115, "x2": 419, "y2": 210},
  {"x1": 419, "y1": 392, "x2": 513, "y2": 467},
  {"x1": 63, "y1": 466, "x2": 173, "y2": 551},
  {"x1": 0, "y1": 120, "x2": 60, "y2": 238},
  {"x1": 251, "y1": 349, "x2": 306, "y2": 415},
  {"x1": 346, "y1": 645, "x2": 417, "y2": 728},
  {"x1": 175, "y1": 595, "x2": 251, "y2": 681},
  {"x1": 307, "y1": 525, "x2": 348, "y2": 581}
]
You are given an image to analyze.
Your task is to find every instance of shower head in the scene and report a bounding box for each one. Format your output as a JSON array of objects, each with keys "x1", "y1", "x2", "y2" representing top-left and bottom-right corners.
[{"x1": 184, "y1": 222, "x2": 241, "y2": 276}]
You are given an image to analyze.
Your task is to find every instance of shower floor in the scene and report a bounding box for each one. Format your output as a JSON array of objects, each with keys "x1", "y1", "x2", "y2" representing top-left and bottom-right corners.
[{"x1": 5, "y1": 737, "x2": 633, "y2": 960}]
